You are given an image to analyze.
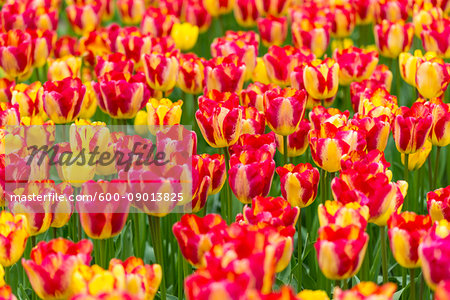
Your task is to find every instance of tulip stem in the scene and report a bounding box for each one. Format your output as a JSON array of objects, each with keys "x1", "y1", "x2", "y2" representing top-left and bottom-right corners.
[
  {"x1": 427, "y1": 156, "x2": 433, "y2": 191},
  {"x1": 223, "y1": 147, "x2": 232, "y2": 224},
  {"x1": 100, "y1": 238, "x2": 106, "y2": 268},
  {"x1": 283, "y1": 135, "x2": 288, "y2": 166},
  {"x1": 380, "y1": 226, "x2": 388, "y2": 283},
  {"x1": 297, "y1": 212, "x2": 302, "y2": 290},
  {"x1": 149, "y1": 215, "x2": 166, "y2": 300},
  {"x1": 404, "y1": 153, "x2": 409, "y2": 210},
  {"x1": 410, "y1": 268, "x2": 416, "y2": 300},
  {"x1": 433, "y1": 146, "x2": 441, "y2": 189}
]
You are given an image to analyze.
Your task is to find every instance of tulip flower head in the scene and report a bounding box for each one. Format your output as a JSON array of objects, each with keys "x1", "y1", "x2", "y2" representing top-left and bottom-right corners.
[
  {"x1": 334, "y1": 282, "x2": 397, "y2": 300},
  {"x1": 0, "y1": 29, "x2": 33, "y2": 79},
  {"x1": 415, "y1": 52, "x2": 450, "y2": 99},
  {"x1": 315, "y1": 224, "x2": 369, "y2": 280},
  {"x1": 333, "y1": 46, "x2": 379, "y2": 86},
  {"x1": 374, "y1": 20, "x2": 414, "y2": 58},
  {"x1": 0, "y1": 211, "x2": 28, "y2": 267},
  {"x1": 276, "y1": 163, "x2": 320, "y2": 208},
  {"x1": 318, "y1": 200, "x2": 369, "y2": 229},
  {"x1": 388, "y1": 212, "x2": 432, "y2": 268},
  {"x1": 427, "y1": 186, "x2": 450, "y2": 222}
]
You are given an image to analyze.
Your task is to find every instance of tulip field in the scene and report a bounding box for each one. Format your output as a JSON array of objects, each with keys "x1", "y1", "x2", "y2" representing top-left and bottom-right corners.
[{"x1": 1, "y1": 0, "x2": 450, "y2": 299}]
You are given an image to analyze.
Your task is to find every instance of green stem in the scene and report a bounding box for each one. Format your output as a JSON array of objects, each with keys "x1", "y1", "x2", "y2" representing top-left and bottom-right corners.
[
  {"x1": 433, "y1": 147, "x2": 441, "y2": 189},
  {"x1": 297, "y1": 211, "x2": 302, "y2": 290},
  {"x1": 149, "y1": 215, "x2": 166, "y2": 300},
  {"x1": 410, "y1": 268, "x2": 416, "y2": 300},
  {"x1": 427, "y1": 156, "x2": 433, "y2": 191},
  {"x1": 223, "y1": 147, "x2": 232, "y2": 224},
  {"x1": 133, "y1": 214, "x2": 140, "y2": 257},
  {"x1": 283, "y1": 135, "x2": 288, "y2": 166},
  {"x1": 100, "y1": 239, "x2": 106, "y2": 268},
  {"x1": 404, "y1": 153, "x2": 409, "y2": 210},
  {"x1": 4, "y1": 267, "x2": 8, "y2": 285},
  {"x1": 403, "y1": 268, "x2": 407, "y2": 290},
  {"x1": 343, "y1": 278, "x2": 348, "y2": 290},
  {"x1": 380, "y1": 226, "x2": 388, "y2": 283},
  {"x1": 52, "y1": 227, "x2": 57, "y2": 239},
  {"x1": 420, "y1": 272, "x2": 424, "y2": 300}
]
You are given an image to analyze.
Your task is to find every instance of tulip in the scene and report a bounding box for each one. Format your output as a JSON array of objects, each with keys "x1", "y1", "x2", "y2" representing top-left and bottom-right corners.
[
  {"x1": 252, "y1": 57, "x2": 271, "y2": 84},
  {"x1": 350, "y1": 115, "x2": 391, "y2": 152},
  {"x1": 415, "y1": 53, "x2": 450, "y2": 99},
  {"x1": 41, "y1": 77, "x2": 85, "y2": 124},
  {"x1": 0, "y1": 29, "x2": 33, "y2": 79},
  {"x1": 22, "y1": 238, "x2": 93, "y2": 300},
  {"x1": 331, "y1": 161, "x2": 407, "y2": 226},
  {"x1": 393, "y1": 102, "x2": 433, "y2": 154},
  {"x1": 108, "y1": 257, "x2": 162, "y2": 299},
  {"x1": 50, "y1": 182, "x2": 74, "y2": 228},
  {"x1": 0, "y1": 79, "x2": 14, "y2": 103},
  {"x1": 47, "y1": 56, "x2": 82, "y2": 81},
  {"x1": 241, "y1": 107, "x2": 265, "y2": 135},
  {"x1": 141, "y1": 7, "x2": 178, "y2": 37},
  {"x1": 297, "y1": 289, "x2": 330, "y2": 300},
  {"x1": 421, "y1": 18, "x2": 450, "y2": 58},
  {"x1": 229, "y1": 132, "x2": 277, "y2": 158},
  {"x1": 326, "y1": 2, "x2": 356, "y2": 38},
  {"x1": 357, "y1": 87, "x2": 398, "y2": 122},
  {"x1": 185, "y1": 0, "x2": 212, "y2": 33},
  {"x1": 353, "y1": 0, "x2": 375, "y2": 24},
  {"x1": 93, "y1": 71, "x2": 149, "y2": 119},
  {"x1": 173, "y1": 214, "x2": 228, "y2": 268},
  {"x1": 374, "y1": 20, "x2": 414, "y2": 58},
  {"x1": 388, "y1": 212, "x2": 432, "y2": 269},
  {"x1": 115, "y1": 34, "x2": 152, "y2": 64},
  {"x1": 309, "y1": 106, "x2": 349, "y2": 131},
  {"x1": 240, "y1": 195, "x2": 300, "y2": 238},
  {"x1": 194, "y1": 154, "x2": 226, "y2": 195},
  {"x1": 263, "y1": 87, "x2": 307, "y2": 136},
  {"x1": 276, "y1": 163, "x2": 320, "y2": 208},
  {"x1": 264, "y1": 45, "x2": 315, "y2": 87},
  {"x1": 240, "y1": 82, "x2": 276, "y2": 112},
  {"x1": 374, "y1": 0, "x2": 409, "y2": 23},
  {"x1": 0, "y1": 103, "x2": 20, "y2": 127},
  {"x1": 66, "y1": 4, "x2": 101, "y2": 36},
  {"x1": 78, "y1": 31, "x2": 111, "y2": 66},
  {"x1": 234, "y1": 0, "x2": 259, "y2": 27},
  {"x1": 419, "y1": 220, "x2": 450, "y2": 290},
  {"x1": 399, "y1": 50, "x2": 427, "y2": 87},
  {"x1": 117, "y1": 0, "x2": 145, "y2": 24},
  {"x1": 255, "y1": 0, "x2": 290, "y2": 17},
  {"x1": 28, "y1": 29, "x2": 55, "y2": 69},
  {"x1": 211, "y1": 36, "x2": 258, "y2": 81},
  {"x1": 171, "y1": 23, "x2": 199, "y2": 51},
  {"x1": 94, "y1": 53, "x2": 134, "y2": 78},
  {"x1": 77, "y1": 180, "x2": 130, "y2": 239},
  {"x1": 301, "y1": 58, "x2": 339, "y2": 100},
  {"x1": 257, "y1": 16, "x2": 287, "y2": 47},
  {"x1": 204, "y1": 54, "x2": 246, "y2": 93},
  {"x1": 54, "y1": 36, "x2": 79, "y2": 58},
  {"x1": 275, "y1": 118, "x2": 311, "y2": 157},
  {"x1": 412, "y1": 3, "x2": 443, "y2": 38},
  {"x1": 334, "y1": 282, "x2": 397, "y2": 299},
  {"x1": 333, "y1": 46, "x2": 379, "y2": 86},
  {"x1": 203, "y1": 0, "x2": 234, "y2": 17},
  {"x1": 8, "y1": 181, "x2": 53, "y2": 236},
  {"x1": 291, "y1": 20, "x2": 330, "y2": 58},
  {"x1": 0, "y1": 211, "x2": 28, "y2": 267},
  {"x1": 228, "y1": 149, "x2": 275, "y2": 204},
  {"x1": 177, "y1": 53, "x2": 205, "y2": 95},
  {"x1": 142, "y1": 52, "x2": 179, "y2": 93},
  {"x1": 146, "y1": 98, "x2": 183, "y2": 133},
  {"x1": 318, "y1": 200, "x2": 369, "y2": 229},
  {"x1": 0, "y1": 283, "x2": 17, "y2": 300},
  {"x1": 427, "y1": 186, "x2": 450, "y2": 222},
  {"x1": 195, "y1": 92, "x2": 242, "y2": 148},
  {"x1": 309, "y1": 122, "x2": 366, "y2": 173},
  {"x1": 436, "y1": 280, "x2": 450, "y2": 300},
  {"x1": 315, "y1": 224, "x2": 369, "y2": 280},
  {"x1": 430, "y1": 102, "x2": 450, "y2": 147},
  {"x1": 401, "y1": 140, "x2": 432, "y2": 171}
]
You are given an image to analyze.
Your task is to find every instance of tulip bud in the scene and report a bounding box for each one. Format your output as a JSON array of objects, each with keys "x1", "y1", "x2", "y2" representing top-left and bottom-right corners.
[
  {"x1": 228, "y1": 149, "x2": 275, "y2": 204},
  {"x1": 171, "y1": 23, "x2": 199, "y2": 51},
  {"x1": 427, "y1": 186, "x2": 450, "y2": 222},
  {"x1": 315, "y1": 224, "x2": 368, "y2": 280},
  {"x1": 66, "y1": 4, "x2": 101, "y2": 36},
  {"x1": 334, "y1": 282, "x2": 397, "y2": 299},
  {"x1": 0, "y1": 211, "x2": 28, "y2": 267},
  {"x1": 415, "y1": 53, "x2": 450, "y2": 99},
  {"x1": 333, "y1": 46, "x2": 379, "y2": 86},
  {"x1": 257, "y1": 15, "x2": 287, "y2": 47},
  {"x1": 205, "y1": 54, "x2": 246, "y2": 93},
  {"x1": 41, "y1": 77, "x2": 86, "y2": 124},
  {"x1": 142, "y1": 52, "x2": 179, "y2": 92},
  {"x1": 117, "y1": 0, "x2": 145, "y2": 24},
  {"x1": 318, "y1": 200, "x2": 369, "y2": 229},
  {"x1": 0, "y1": 29, "x2": 33, "y2": 79},
  {"x1": 234, "y1": 0, "x2": 259, "y2": 27},
  {"x1": 374, "y1": 20, "x2": 414, "y2": 58},
  {"x1": 263, "y1": 87, "x2": 307, "y2": 136},
  {"x1": 276, "y1": 163, "x2": 320, "y2": 208},
  {"x1": 291, "y1": 20, "x2": 330, "y2": 58},
  {"x1": 177, "y1": 53, "x2": 205, "y2": 95},
  {"x1": 275, "y1": 119, "x2": 311, "y2": 157}
]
